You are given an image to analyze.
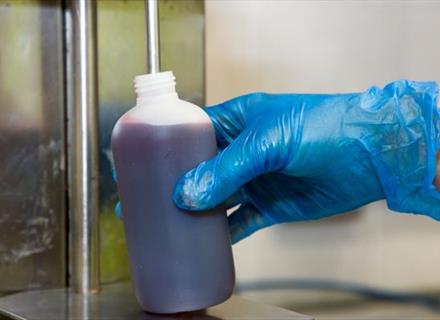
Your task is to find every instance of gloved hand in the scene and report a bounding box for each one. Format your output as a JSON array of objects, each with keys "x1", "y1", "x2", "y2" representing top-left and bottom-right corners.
[{"x1": 173, "y1": 80, "x2": 440, "y2": 244}]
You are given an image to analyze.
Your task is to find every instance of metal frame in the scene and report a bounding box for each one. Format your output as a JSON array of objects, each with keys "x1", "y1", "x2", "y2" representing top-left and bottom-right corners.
[{"x1": 0, "y1": 1, "x2": 314, "y2": 318}]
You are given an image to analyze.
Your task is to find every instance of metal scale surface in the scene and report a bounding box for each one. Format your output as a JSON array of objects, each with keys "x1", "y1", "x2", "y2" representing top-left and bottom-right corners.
[{"x1": 0, "y1": 282, "x2": 312, "y2": 320}]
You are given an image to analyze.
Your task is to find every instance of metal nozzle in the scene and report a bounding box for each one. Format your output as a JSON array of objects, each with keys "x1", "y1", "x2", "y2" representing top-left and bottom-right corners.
[{"x1": 145, "y1": 0, "x2": 160, "y2": 73}]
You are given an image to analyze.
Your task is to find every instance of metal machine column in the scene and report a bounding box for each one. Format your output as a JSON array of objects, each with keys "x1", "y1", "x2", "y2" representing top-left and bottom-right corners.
[{"x1": 65, "y1": 0, "x2": 100, "y2": 294}]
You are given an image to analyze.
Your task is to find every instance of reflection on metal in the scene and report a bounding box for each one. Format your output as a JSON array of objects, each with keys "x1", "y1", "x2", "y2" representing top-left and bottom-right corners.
[
  {"x1": 0, "y1": 0, "x2": 65, "y2": 291},
  {"x1": 98, "y1": 0, "x2": 206, "y2": 284},
  {"x1": 0, "y1": 282, "x2": 313, "y2": 320},
  {"x1": 145, "y1": 0, "x2": 160, "y2": 73},
  {"x1": 66, "y1": 0, "x2": 100, "y2": 293}
]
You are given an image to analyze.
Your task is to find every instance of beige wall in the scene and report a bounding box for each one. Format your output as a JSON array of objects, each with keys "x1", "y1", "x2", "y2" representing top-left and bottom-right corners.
[{"x1": 206, "y1": 0, "x2": 440, "y2": 292}]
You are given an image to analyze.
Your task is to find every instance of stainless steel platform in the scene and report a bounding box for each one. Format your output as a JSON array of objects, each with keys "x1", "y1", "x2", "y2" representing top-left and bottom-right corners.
[{"x1": 0, "y1": 282, "x2": 313, "y2": 320}]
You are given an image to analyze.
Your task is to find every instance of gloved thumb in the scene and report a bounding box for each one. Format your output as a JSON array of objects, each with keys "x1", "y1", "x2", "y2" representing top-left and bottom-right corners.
[{"x1": 173, "y1": 122, "x2": 287, "y2": 211}]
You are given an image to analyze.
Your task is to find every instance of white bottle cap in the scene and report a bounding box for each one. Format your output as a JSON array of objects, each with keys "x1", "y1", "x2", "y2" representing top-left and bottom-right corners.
[{"x1": 134, "y1": 71, "x2": 177, "y2": 102}]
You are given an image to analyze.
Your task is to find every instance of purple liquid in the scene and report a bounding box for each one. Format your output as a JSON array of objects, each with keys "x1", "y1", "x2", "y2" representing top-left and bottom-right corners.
[{"x1": 111, "y1": 118, "x2": 235, "y2": 314}]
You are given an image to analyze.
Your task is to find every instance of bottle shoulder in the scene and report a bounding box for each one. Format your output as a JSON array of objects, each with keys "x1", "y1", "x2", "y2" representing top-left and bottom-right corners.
[
  {"x1": 111, "y1": 98, "x2": 214, "y2": 142},
  {"x1": 120, "y1": 99, "x2": 211, "y2": 126}
]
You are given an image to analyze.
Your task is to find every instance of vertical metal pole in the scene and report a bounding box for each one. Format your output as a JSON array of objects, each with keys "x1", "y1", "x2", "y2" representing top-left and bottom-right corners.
[
  {"x1": 65, "y1": 0, "x2": 100, "y2": 294},
  {"x1": 145, "y1": 0, "x2": 160, "y2": 73}
]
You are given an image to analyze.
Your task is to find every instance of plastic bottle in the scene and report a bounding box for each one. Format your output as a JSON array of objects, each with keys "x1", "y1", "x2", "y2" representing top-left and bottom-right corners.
[{"x1": 111, "y1": 71, "x2": 235, "y2": 314}]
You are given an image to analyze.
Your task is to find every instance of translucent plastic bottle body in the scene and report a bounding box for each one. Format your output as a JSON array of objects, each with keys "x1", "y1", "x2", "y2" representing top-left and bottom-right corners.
[{"x1": 111, "y1": 72, "x2": 235, "y2": 313}]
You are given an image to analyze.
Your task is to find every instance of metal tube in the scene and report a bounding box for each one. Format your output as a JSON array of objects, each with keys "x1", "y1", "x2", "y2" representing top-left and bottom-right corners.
[
  {"x1": 145, "y1": 0, "x2": 160, "y2": 73},
  {"x1": 65, "y1": 0, "x2": 100, "y2": 294}
]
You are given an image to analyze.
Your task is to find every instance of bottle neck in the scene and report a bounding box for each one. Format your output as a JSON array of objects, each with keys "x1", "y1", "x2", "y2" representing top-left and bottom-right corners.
[{"x1": 134, "y1": 71, "x2": 178, "y2": 105}]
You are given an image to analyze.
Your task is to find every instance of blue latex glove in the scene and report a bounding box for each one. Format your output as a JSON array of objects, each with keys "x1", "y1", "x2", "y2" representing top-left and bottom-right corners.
[
  {"x1": 173, "y1": 80, "x2": 440, "y2": 244},
  {"x1": 112, "y1": 169, "x2": 123, "y2": 219}
]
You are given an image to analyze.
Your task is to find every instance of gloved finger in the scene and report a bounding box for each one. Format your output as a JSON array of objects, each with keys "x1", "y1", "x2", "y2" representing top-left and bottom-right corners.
[
  {"x1": 422, "y1": 195, "x2": 440, "y2": 220},
  {"x1": 389, "y1": 189, "x2": 440, "y2": 220},
  {"x1": 112, "y1": 169, "x2": 122, "y2": 219},
  {"x1": 115, "y1": 201, "x2": 122, "y2": 219},
  {"x1": 205, "y1": 93, "x2": 271, "y2": 149},
  {"x1": 228, "y1": 203, "x2": 274, "y2": 244},
  {"x1": 204, "y1": 96, "x2": 248, "y2": 149},
  {"x1": 173, "y1": 119, "x2": 289, "y2": 211}
]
